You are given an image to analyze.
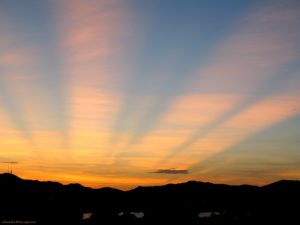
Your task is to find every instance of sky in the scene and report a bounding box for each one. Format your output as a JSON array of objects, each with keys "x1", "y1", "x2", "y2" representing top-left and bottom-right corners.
[{"x1": 0, "y1": 0, "x2": 300, "y2": 190}]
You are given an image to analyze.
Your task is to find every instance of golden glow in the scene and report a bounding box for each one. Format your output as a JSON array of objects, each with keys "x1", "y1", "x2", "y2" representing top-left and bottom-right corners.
[{"x1": 0, "y1": 0, "x2": 299, "y2": 189}]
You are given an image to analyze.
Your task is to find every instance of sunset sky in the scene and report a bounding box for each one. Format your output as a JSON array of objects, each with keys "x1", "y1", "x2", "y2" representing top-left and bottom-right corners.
[{"x1": 0, "y1": 0, "x2": 300, "y2": 190}]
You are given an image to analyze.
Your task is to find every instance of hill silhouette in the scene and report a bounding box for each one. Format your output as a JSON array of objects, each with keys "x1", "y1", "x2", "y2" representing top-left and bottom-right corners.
[{"x1": 0, "y1": 173, "x2": 299, "y2": 225}]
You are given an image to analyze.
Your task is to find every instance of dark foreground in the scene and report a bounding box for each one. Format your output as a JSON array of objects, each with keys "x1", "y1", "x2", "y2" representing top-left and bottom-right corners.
[{"x1": 0, "y1": 173, "x2": 300, "y2": 225}]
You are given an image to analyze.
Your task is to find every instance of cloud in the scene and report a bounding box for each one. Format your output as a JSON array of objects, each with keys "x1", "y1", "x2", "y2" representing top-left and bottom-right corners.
[
  {"x1": 0, "y1": 8, "x2": 69, "y2": 146},
  {"x1": 112, "y1": 0, "x2": 256, "y2": 147},
  {"x1": 57, "y1": 0, "x2": 132, "y2": 151},
  {"x1": 152, "y1": 169, "x2": 189, "y2": 174},
  {"x1": 155, "y1": 0, "x2": 300, "y2": 166},
  {"x1": 0, "y1": 36, "x2": 34, "y2": 142},
  {"x1": 2, "y1": 161, "x2": 18, "y2": 164}
]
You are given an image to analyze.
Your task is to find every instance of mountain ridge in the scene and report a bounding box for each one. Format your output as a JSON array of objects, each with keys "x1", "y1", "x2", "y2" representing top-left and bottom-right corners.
[
  {"x1": 1, "y1": 173, "x2": 300, "y2": 225},
  {"x1": 2, "y1": 172, "x2": 298, "y2": 191}
]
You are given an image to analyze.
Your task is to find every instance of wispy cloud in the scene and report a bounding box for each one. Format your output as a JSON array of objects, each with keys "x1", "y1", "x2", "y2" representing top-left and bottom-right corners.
[
  {"x1": 2, "y1": 161, "x2": 18, "y2": 164},
  {"x1": 111, "y1": 0, "x2": 254, "y2": 147},
  {"x1": 0, "y1": 37, "x2": 34, "y2": 142},
  {"x1": 56, "y1": 0, "x2": 133, "y2": 158},
  {"x1": 156, "y1": 0, "x2": 300, "y2": 167},
  {"x1": 0, "y1": 5, "x2": 70, "y2": 148},
  {"x1": 0, "y1": 0, "x2": 299, "y2": 189},
  {"x1": 152, "y1": 169, "x2": 189, "y2": 175},
  {"x1": 178, "y1": 92, "x2": 300, "y2": 170}
]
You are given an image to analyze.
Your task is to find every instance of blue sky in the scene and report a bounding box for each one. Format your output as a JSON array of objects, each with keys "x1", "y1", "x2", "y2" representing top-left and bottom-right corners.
[{"x1": 0, "y1": 0, "x2": 299, "y2": 189}]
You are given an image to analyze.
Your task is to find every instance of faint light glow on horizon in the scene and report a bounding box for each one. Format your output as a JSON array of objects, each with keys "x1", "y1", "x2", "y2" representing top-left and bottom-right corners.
[{"x1": 0, "y1": 0, "x2": 299, "y2": 189}]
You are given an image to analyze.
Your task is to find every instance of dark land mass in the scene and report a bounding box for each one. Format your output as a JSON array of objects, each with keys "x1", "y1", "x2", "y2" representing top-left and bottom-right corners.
[{"x1": 0, "y1": 173, "x2": 300, "y2": 225}]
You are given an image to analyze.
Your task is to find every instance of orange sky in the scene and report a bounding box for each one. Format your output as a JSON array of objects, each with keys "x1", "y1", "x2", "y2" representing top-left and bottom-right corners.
[{"x1": 0, "y1": 0, "x2": 300, "y2": 190}]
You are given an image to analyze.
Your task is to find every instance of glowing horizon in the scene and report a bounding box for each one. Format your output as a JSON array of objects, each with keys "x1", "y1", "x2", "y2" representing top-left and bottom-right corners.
[{"x1": 0, "y1": 0, "x2": 300, "y2": 190}]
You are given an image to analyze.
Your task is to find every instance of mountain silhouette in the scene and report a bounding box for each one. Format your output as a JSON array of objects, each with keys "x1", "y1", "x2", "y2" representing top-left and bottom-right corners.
[{"x1": 0, "y1": 173, "x2": 299, "y2": 225}]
